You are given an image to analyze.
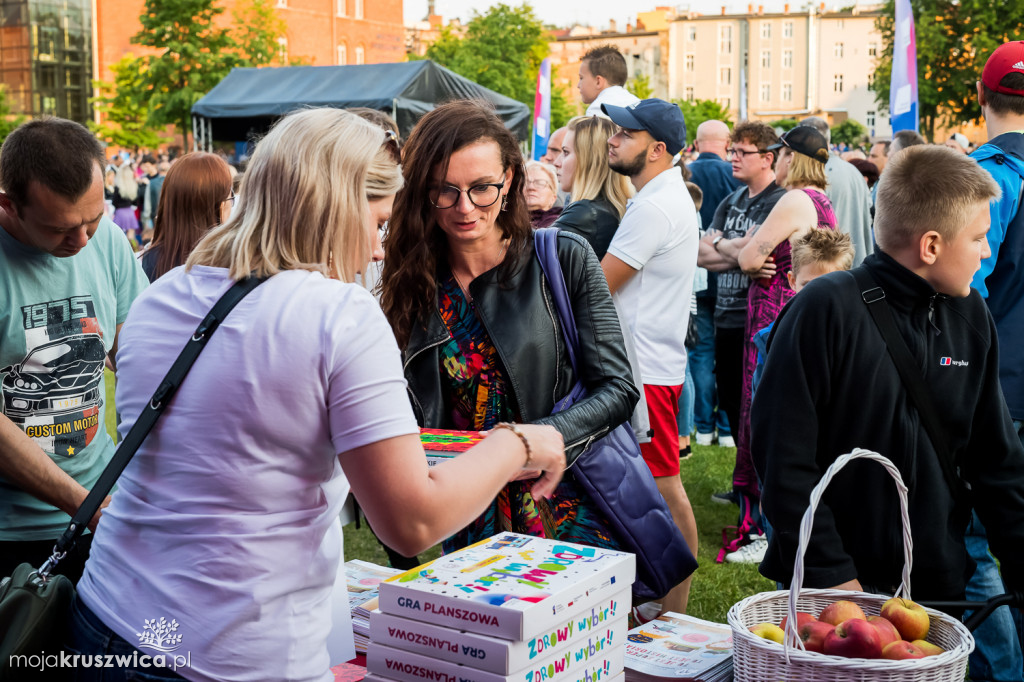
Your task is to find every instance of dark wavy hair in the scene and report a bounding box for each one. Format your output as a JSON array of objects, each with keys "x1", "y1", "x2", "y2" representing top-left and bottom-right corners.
[{"x1": 380, "y1": 100, "x2": 530, "y2": 348}]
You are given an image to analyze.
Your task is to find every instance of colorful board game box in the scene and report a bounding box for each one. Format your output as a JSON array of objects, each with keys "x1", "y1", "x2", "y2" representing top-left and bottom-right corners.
[
  {"x1": 377, "y1": 533, "x2": 635, "y2": 640},
  {"x1": 367, "y1": 618, "x2": 625, "y2": 682},
  {"x1": 370, "y1": 588, "x2": 629, "y2": 674}
]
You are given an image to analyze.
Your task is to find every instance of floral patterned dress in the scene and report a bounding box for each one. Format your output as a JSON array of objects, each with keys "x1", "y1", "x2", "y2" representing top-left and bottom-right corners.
[{"x1": 436, "y1": 273, "x2": 619, "y2": 554}]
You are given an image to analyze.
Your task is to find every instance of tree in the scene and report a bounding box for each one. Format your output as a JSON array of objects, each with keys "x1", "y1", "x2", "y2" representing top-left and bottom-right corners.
[
  {"x1": 90, "y1": 55, "x2": 163, "y2": 150},
  {"x1": 626, "y1": 73, "x2": 654, "y2": 100},
  {"x1": 425, "y1": 3, "x2": 575, "y2": 131},
  {"x1": 832, "y1": 119, "x2": 868, "y2": 147},
  {"x1": 871, "y1": 0, "x2": 1024, "y2": 140},
  {"x1": 674, "y1": 99, "x2": 732, "y2": 146},
  {"x1": 767, "y1": 117, "x2": 800, "y2": 133},
  {"x1": 0, "y1": 86, "x2": 26, "y2": 145},
  {"x1": 233, "y1": 0, "x2": 310, "y2": 66}
]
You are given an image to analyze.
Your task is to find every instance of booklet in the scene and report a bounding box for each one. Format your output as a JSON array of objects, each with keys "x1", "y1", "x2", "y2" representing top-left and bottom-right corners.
[{"x1": 624, "y1": 612, "x2": 733, "y2": 682}]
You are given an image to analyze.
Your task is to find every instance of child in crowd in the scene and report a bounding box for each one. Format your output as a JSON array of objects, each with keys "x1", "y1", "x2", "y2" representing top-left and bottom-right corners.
[{"x1": 751, "y1": 145, "x2": 1024, "y2": 606}]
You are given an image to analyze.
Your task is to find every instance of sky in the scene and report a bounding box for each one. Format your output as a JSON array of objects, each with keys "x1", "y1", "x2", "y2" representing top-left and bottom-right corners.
[{"x1": 403, "y1": 0, "x2": 809, "y2": 30}]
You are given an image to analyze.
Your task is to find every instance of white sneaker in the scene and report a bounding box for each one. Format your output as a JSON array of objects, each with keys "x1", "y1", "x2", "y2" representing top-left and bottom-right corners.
[
  {"x1": 724, "y1": 535, "x2": 767, "y2": 564},
  {"x1": 695, "y1": 432, "x2": 714, "y2": 446},
  {"x1": 718, "y1": 434, "x2": 736, "y2": 448}
]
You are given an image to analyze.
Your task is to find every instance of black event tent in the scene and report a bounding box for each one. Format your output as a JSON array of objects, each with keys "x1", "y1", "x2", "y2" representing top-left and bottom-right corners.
[{"x1": 190, "y1": 60, "x2": 531, "y2": 146}]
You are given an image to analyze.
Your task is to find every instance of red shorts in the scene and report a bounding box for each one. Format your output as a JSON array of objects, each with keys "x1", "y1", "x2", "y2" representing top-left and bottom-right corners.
[{"x1": 639, "y1": 383, "x2": 684, "y2": 478}]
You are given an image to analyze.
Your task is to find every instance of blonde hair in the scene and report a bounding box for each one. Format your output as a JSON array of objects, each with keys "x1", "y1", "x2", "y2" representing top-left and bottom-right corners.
[
  {"x1": 784, "y1": 149, "x2": 828, "y2": 190},
  {"x1": 875, "y1": 145, "x2": 999, "y2": 251},
  {"x1": 114, "y1": 164, "x2": 138, "y2": 201},
  {"x1": 187, "y1": 108, "x2": 402, "y2": 282},
  {"x1": 567, "y1": 116, "x2": 633, "y2": 218},
  {"x1": 791, "y1": 228, "x2": 854, "y2": 274}
]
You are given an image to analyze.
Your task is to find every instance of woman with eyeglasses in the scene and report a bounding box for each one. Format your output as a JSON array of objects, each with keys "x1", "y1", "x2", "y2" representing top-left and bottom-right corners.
[
  {"x1": 551, "y1": 115, "x2": 633, "y2": 259},
  {"x1": 68, "y1": 108, "x2": 568, "y2": 682},
  {"x1": 138, "y1": 152, "x2": 236, "y2": 282},
  {"x1": 524, "y1": 160, "x2": 562, "y2": 228},
  {"x1": 380, "y1": 100, "x2": 638, "y2": 555}
]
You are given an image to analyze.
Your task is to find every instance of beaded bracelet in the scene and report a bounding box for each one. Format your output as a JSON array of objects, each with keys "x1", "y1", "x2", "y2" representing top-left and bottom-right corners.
[{"x1": 494, "y1": 422, "x2": 533, "y2": 468}]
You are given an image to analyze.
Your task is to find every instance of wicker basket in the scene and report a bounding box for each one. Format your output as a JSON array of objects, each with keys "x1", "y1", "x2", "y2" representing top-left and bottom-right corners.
[{"x1": 727, "y1": 449, "x2": 975, "y2": 681}]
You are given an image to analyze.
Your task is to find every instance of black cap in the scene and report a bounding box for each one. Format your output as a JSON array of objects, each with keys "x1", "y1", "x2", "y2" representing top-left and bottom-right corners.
[
  {"x1": 601, "y1": 99, "x2": 687, "y2": 155},
  {"x1": 767, "y1": 126, "x2": 830, "y2": 163}
]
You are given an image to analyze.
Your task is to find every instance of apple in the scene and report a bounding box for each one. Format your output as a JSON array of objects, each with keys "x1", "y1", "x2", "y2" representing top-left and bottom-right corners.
[
  {"x1": 780, "y1": 611, "x2": 817, "y2": 632},
  {"x1": 798, "y1": 620, "x2": 835, "y2": 653},
  {"x1": 819, "y1": 600, "x2": 867, "y2": 626},
  {"x1": 911, "y1": 639, "x2": 945, "y2": 656},
  {"x1": 867, "y1": 615, "x2": 901, "y2": 648},
  {"x1": 881, "y1": 640, "x2": 927, "y2": 660},
  {"x1": 880, "y1": 598, "x2": 931, "y2": 642},
  {"x1": 749, "y1": 622, "x2": 785, "y2": 644},
  {"x1": 823, "y1": 618, "x2": 882, "y2": 659}
]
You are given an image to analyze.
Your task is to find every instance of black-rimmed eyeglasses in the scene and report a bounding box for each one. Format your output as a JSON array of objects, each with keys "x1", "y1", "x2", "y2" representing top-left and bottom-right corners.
[
  {"x1": 429, "y1": 183, "x2": 505, "y2": 209},
  {"x1": 727, "y1": 148, "x2": 768, "y2": 158}
]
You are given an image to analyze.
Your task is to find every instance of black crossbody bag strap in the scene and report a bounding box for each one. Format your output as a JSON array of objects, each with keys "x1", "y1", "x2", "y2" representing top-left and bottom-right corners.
[
  {"x1": 42, "y1": 276, "x2": 266, "y2": 575},
  {"x1": 850, "y1": 268, "x2": 963, "y2": 498}
]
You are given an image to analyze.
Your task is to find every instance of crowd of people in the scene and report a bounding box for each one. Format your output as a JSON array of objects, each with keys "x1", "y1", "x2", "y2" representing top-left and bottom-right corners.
[{"x1": 1, "y1": 39, "x2": 1024, "y2": 682}]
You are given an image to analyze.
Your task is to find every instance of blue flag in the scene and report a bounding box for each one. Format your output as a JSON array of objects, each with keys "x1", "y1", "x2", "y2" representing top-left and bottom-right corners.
[
  {"x1": 890, "y1": 0, "x2": 919, "y2": 133},
  {"x1": 532, "y1": 59, "x2": 551, "y2": 161}
]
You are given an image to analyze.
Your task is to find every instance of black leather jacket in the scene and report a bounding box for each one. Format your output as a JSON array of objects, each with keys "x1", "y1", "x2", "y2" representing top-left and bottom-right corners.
[
  {"x1": 551, "y1": 197, "x2": 621, "y2": 260},
  {"x1": 403, "y1": 231, "x2": 639, "y2": 463}
]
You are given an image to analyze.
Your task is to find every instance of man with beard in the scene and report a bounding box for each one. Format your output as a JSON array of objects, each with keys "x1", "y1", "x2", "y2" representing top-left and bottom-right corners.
[{"x1": 600, "y1": 99, "x2": 699, "y2": 617}]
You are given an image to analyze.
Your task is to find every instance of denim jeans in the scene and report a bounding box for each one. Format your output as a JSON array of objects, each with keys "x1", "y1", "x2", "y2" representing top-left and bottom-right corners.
[
  {"x1": 965, "y1": 512, "x2": 1024, "y2": 682},
  {"x1": 65, "y1": 595, "x2": 186, "y2": 681},
  {"x1": 677, "y1": 359, "x2": 695, "y2": 437},
  {"x1": 689, "y1": 298, "x2": 730, "y2": 436}
]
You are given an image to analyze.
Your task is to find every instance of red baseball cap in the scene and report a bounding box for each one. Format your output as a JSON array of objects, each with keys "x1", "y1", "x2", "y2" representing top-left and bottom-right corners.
[{"x1": 982, "y1": 41, "x2": 1024, "y2": 96}]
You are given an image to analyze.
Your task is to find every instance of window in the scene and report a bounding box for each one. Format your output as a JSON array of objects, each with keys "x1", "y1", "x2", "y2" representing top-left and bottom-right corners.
[
  {"x1": 686, "y1": 54, "x2": 695, "y2": 72},
  {"x1": 834, "y1": 42, "x2": 844, "y2": 58},
  {"x1": 760, "y1": 84, "x2": 771, "y2": 102},
  {"x1": 336, "y1": 0, "x2": 346, "y2": 16},
  {"x1": 337, "y1": 43, "x2": 347, "y2": 64},
  {"x1": 866, "y1": 110, "x2": 876, "y2": 127},
  {"x1": 275, "y1": 0, "x2": 286, "y2": 6},
  {"x1": 783, "y1": 49, "x2": 793, "y2": 68},
  {"x1": 688, "y1": 25, "x2": 696, "y2": 41},
  {"x1": 720, "y1": 25, "x2": 732, "y2": 54},
  {"x1": 721, "y1": 66, "x2": 731, "y2": 85},
  {"x1": 837, "y1": 19, "x2": 845, "y2": 29},
  {"x1": 721, "y1": 97, "x2": 731, "y2": 110},
  {"x1": 355, "y1": 0, "x2": 363, "y2": 19},
  {"x1": 761, "y1": 23, "x2": 771, "y2": 39},
  {"x1": 783, "y1": 83, "x2": 792, "y2": 101},
  {"x1": 783, "y1": 21, "x2": 793, "y2": 38},
  {"x1": 868, "y1": 42, "x2": 877, "y2": 57},
  {"x1": 277, "y1": 37, "x2": 288, "y2": 63},
  {"x1": 355, "y1": 45, "x2": 365, "y2": 64},
  {"x1": 867, "y1": 71, "x2": 875, "y2": 89},
  {"x1": 761, "y1": 50, "x2": 771, "y2": 68},
  {"x1": 685, "y1": 86, "x2": 695, "y2": 102},
  {"x1": 834, "y1": 74, "x2": 843, "y2": 92}
]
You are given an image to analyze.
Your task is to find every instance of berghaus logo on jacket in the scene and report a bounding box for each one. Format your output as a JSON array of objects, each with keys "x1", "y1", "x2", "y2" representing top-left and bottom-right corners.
[{"x1": 939, "y1": 357, "x2": 969, "y2": 367}]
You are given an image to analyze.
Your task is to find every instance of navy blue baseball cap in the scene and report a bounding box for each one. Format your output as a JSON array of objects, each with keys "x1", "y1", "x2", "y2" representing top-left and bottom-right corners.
[{"x1": 601, "y1": 99, "x2": 687, "y2": 155}]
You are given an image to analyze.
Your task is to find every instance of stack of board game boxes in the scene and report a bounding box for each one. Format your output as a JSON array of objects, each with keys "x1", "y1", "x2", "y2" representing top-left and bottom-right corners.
[{"x1": 365, "y1": 533, "x2": 636, "y2": 682}]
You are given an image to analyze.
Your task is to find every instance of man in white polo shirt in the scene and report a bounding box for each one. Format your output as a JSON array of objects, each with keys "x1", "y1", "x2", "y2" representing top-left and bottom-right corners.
[{"x1": 600, "y1": 98, "x2": 699, "y2": 617}]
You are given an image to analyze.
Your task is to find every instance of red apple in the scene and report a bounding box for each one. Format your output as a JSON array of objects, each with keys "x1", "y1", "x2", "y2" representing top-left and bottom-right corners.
[
  {"x1": 781, "y1": 611, "x2": 818, "y2": 632},
  {"x1": 867, "y1": 615, "x2": 901, "y2": 648},
  {"x1": 798, "y1": 620, "x2": 835, "y2": 654},
  {"x1": 881, "y1": 640, "x2": 927, "y2": 660},
  {"x1": 823, "y1": 618, "x2": 882, "y2": 659},
  {"x1": 749, "y1": 622, "x2": 785, "y2": 643},
  {"x1": 880, "y1": 598, "x2": 931, "y2": 642},
  {"x1": 819, "y1": 600, "x2": 867, "y2": 626},
  {"x1": 911, "y1": 639, "x2": 945, "y2": 656}
]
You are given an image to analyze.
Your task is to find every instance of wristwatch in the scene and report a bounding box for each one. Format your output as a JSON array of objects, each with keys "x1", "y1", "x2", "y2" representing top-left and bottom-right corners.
[{"x1": 712, "y1": 235, "x2": 724, "y2": 249}]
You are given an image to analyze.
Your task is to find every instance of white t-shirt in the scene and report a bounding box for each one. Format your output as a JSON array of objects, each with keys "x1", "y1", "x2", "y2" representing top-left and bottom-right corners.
[
  {"x1": 606, "y1": 167, "x2": 698, "y2": 385},
  {"x1": 586, "y1": 85, "x2": 641, "y2": 117},
  {"x1": 77, "y1": 266, "x2": 419, "y2": 682}
]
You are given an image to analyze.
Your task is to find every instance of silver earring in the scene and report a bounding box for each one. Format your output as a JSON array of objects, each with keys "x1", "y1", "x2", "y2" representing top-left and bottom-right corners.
[{"x1": 500, "y1": 195, "x2": 508, "y2": 211}]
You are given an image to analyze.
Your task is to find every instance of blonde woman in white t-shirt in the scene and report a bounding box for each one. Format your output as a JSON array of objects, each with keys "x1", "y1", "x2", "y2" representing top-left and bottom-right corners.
[{"x1": 70, "y1": 108, "x2": 566, "y2": 682}]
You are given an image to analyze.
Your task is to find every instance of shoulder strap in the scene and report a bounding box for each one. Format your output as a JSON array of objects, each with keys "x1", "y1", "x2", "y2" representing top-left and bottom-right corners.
[
  {"x1": 45, "y1": 276, "x2": 266, "y2": 572},
  {"x1": 533, "y1": 228, "x2": 581, "y2": 373},
  {"x1": 849, "y1": 268, "x2": 962, "y2": 498}
]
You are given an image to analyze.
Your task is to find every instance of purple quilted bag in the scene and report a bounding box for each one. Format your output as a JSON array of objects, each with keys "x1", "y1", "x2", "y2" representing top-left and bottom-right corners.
[{"x1": 534, "y1": 228, "x2": 698, "y2": 602}]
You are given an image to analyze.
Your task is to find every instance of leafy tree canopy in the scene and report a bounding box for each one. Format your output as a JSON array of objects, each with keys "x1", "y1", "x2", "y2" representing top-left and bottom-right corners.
[
  {"x1": 627, "y1": 73, "x2": 654, "y2": 100},
  {"x1": 767, "y1": 117, "x2": 800, "y2": 133},
  {"x1": 0, "y1": 86, "x2": 27, "y2": 145},
  {"x1": 832, "y1": 119, "x2": 868, "y2": 147},
  {"x1": 674, "y1": 99, "x2": 733, "y2": 146},
  {"x1": 91, "y1": 55, "x2": 163, "y2": 150}
]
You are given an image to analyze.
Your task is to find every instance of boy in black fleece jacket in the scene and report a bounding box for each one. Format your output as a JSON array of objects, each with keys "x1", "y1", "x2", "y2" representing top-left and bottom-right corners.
[{"x1": 752, "y1": 145, "x2": 1024, "y2": 603}]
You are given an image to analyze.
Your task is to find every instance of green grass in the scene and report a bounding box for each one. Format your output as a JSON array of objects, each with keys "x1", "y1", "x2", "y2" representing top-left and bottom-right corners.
[{"x1": 104, "y1": 370, "x2": 771, "y2": 624}]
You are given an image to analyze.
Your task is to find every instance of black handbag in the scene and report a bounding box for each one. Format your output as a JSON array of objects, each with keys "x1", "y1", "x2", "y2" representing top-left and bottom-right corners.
[
  {"x1": 0, "y1": 276, "x2": 264, "y2": 678},
  {"x1": 534, "y1": 228, "x2": 698, "y2": 602}
]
